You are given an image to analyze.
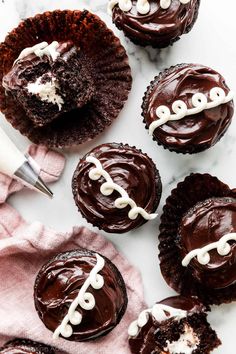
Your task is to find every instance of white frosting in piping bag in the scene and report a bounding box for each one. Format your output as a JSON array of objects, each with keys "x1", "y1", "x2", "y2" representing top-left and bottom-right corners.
[
  {"x1": 107, "y1": 0, "x2": 191, "y2": 15},
  {"x1": 53, "y1": 254, "x2": 105, "y2": 339},
  {"x1": 128, "y1": 304, "x2": 187, "y2": 337},
  {"x1": 0, "y1": 127, "x2": 26, "y2": 176},
  {"x1": 182, "y1": 232, "x2": 236, "y2": 267},
  {"x1": 149, "y1": 87, "x2": 234, "y2": 136},
  {"x1": 14, "y1": 41, "x2": 60, "y2": 64},
  {"x1": 86, "y1": 155, "x2": 158, "y2": 221}
]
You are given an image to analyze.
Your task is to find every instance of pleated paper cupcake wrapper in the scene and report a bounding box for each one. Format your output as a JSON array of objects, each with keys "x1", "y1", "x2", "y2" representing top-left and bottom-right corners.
[
  {"x1": 0, "y1": 10, "x2": 132, "y2": 148},
  {"x1": 72, "y1": 142, "x2": 162, "y2": 234},
  {"x1": 141, "y1": 63, "x2": 232, "y2": 154},
  {"x1": 158, "y1": 173, "x2": 236, "y2": 305}
]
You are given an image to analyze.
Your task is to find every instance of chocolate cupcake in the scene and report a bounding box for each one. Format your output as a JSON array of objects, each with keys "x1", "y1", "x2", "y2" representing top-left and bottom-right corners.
[
  {"x1": 0, "y1": 10, "x2": 132, "y2": 147},
  {"x1": 142, "y1": 63, "x2": 234, "y2": 154},
  {"x1": 0, "y1": 338, "x2": 55, "y2": 353},
  {"x1": 34, "y1": 249, "x2": 127, "y2": 342},
  {"x1": 159, "y1": 173, "x2": 236, "y2": 305},
  {"x1": 108, "y1": 0, "x2": 200, "y2": 48},
  {"x1": 128, "y1": 295, "x2": 221, "y2": 354},
  {"x1": 72, "y1": 143, "x2": 162, "y2": 233}
]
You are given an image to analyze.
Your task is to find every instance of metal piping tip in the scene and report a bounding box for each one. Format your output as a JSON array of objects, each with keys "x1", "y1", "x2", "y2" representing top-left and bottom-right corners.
[
  {"x1": 35, "y1": 176, "x2": 53, "y2": 198},
  {"x1": 14, "y1": 159, "x2": 53, "y2": 198}
]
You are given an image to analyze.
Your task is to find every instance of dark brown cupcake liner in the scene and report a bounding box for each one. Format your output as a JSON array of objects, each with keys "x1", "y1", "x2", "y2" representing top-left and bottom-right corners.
[
  {"x1": 1, "y1": 338, "x2": 56, "y2": 354},
  {"x1": 112, "y1": 0, "x2": 201, "y2": 49},
  {"x1": 158, "y1": 173, "x2": 236, "y2": 305},
  {"x1": 72, "y1": 142, "x2": 162, "y2": 234},
  {"x1": 0, "y1": 10, "x2": 132, "y2": 148},
  {"x1": 142, "y1": 63, "x2": 233, "y2": 154},
  {"x1": 34, "y1": 248, "x2": 128, "y2": 341}
]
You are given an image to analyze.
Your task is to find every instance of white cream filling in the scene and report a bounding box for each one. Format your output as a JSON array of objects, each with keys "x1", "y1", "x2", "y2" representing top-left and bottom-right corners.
[
  {"x1": 27, "y1": 76, "x2": 64, "y2": 110},
  {"x1": 164, "y1": 324, "x2": 199, "y2": 354}
]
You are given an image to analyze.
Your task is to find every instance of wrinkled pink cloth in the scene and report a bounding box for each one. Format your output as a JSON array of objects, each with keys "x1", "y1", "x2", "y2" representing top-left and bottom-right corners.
[{"x1": 0, "y1": 145, "x2": 144, "y2": 353}]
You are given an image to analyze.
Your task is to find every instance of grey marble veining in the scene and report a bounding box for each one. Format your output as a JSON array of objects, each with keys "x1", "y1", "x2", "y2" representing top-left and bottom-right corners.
[{"x1": 0, "y1": 1, "x2": 236, "y2": 353}]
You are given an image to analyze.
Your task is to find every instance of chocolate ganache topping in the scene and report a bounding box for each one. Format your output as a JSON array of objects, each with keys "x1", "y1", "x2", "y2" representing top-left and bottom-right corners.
[
  {"x1": 143, "y1": 63, "x2": 234, "y2": 153},
  {"x1": 34, "y1": 249, "x2": 127, "y2": 342},
  {"x1": 129, "y1": 296, "x2": 204, "y2": 354},
  {"x1": 111, "y1": 0, "x2": 200, "y2": 48},
  {"x1": 0, "y1": 347, "x2": 36, "y2": 354},
  {"x1": 0, "y1": 339, "x2": 55, "y2": 354},
  {"x1": 158, "y1": 295, "x2": 204, "y2": 312},
  {"x1": 72, "y1": 143, "x2": 162, "y2": 233},
  {"x1": 179, "y1": 197, "x2": 236, "y2": 289}
]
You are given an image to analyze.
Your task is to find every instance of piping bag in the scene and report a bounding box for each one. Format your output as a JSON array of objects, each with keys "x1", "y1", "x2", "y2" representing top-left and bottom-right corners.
[{"x1": 0, "y1": 126, "x2": 53, "y2": 198}]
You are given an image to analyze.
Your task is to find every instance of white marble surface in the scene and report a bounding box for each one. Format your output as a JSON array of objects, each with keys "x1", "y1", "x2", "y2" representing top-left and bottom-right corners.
[{"x1": 0, "y1": 0, "x2": 236, "y2": 353}]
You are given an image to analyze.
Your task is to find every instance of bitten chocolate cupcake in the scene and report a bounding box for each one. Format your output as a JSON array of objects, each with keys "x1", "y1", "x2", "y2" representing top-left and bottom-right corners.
[
  {"x1": 159, "y1": 173, "x2": 236, "y2": 305},
  {"x1": 142, "y1": 63, "x2": 234, "y2": 154},
  {"x1": 128, "y1": 296, "x2": 221, "y2": 354},
  {"x1": 34, "y1": 249, "x2": 127, "y2": 342},
  {"x1": 108, "y1": 0, "x2": 200, "y2": 48},
  {"x1": 0, "y1": 338, "x2": 55, "y2": 353},
  {"x1": 2, "y1": 41, "x2": 95, "y2": 128},
  {"x1": 72, "y1": 143, "x2": 162, "y2": 233},
  {"x1": 0, "y1": 10, "x2": 132, "y2": 147}
]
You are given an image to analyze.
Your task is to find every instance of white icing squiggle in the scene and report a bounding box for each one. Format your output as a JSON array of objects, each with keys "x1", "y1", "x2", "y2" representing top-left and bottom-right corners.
[
  {"x1": 160, "y1": 0, "x2": 191, "y2": 9},
  {"x1": 128, "y1": 304, "x2": 187, "y2": 337},
  {"x1": 53, "y1": 254, "x2": 105, "y2": 339},
  {"x1": 108, "y1": 0, "x2": 150, "y2": 15},
  {"x1": 14, "y1": 41, "x2": 60, "y2": 64},
  {"x1": 107, "y1": 0, "x2": 191, "y2": 15},
  {"x1": 182, "y1": 233, "x2": 236, "y2": 267},
  {"x1": 86, "y1": 155, "x2": 158, "y2": 221},
  {"x1": 149, "y1": 87, "x2": 234, "y2": 136}
]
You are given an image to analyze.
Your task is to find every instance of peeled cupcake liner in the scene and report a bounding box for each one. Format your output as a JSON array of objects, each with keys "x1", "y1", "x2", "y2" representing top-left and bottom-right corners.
[
  {"x1": 34, "y1": 248, "x2": 128, "y2": 342},
  {"x1": 141, "y1": 63, "x2": 234, "y2": 154},
  {"x1": 112, "y1": 0, "x2": 201, "y2": 49},
  {"x1": 0, "y1": 10, "x2": 132, "y2": 148},
  {"x1": 72, "y1": 142, "x2": 162, "y2": 234},
  {"x1": 1, "y1": 338, "x2": 56, "y2": 354},
  {"x1": 158, "y1": 173, "x2": 236, "y2": 305}
]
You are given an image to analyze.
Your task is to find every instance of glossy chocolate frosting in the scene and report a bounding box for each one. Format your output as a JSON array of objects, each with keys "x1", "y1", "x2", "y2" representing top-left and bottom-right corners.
[
  {"x1": 158, "y1": 295, "x2": 204, "y2": 312},
  {"x1": 72, "y1": 143, "x2": 162, "y2": 233},
  {"x1": 0, "y1": 339, "x2": 55, "y2": 354},
  {"x1": 2, "y1": 41, "x2": 94, "y2": 127},
  {"x1": 179, "y1": 197, "x2": 236, "y2": 289},
  {"x1": 112, "y1": 0, "x2": 200, "y2": 48},
  {"x1": 0, "y1": 347, "x2": 36, "y2": 354},
  {"x1": 129, "y1": 296, "x2": 204, "y2": 354},
  {"x1": 34, "y1": 249, "x2": 127, "y2": 342},
  {"x1": 143, "y1": 63, "x2": 234, "y2": 153}
]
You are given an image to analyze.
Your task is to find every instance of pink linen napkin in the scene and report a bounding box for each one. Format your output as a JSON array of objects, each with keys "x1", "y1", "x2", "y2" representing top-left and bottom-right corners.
[{"x1": 0, "y1": 144, "x2": 144, "y2": 353}]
